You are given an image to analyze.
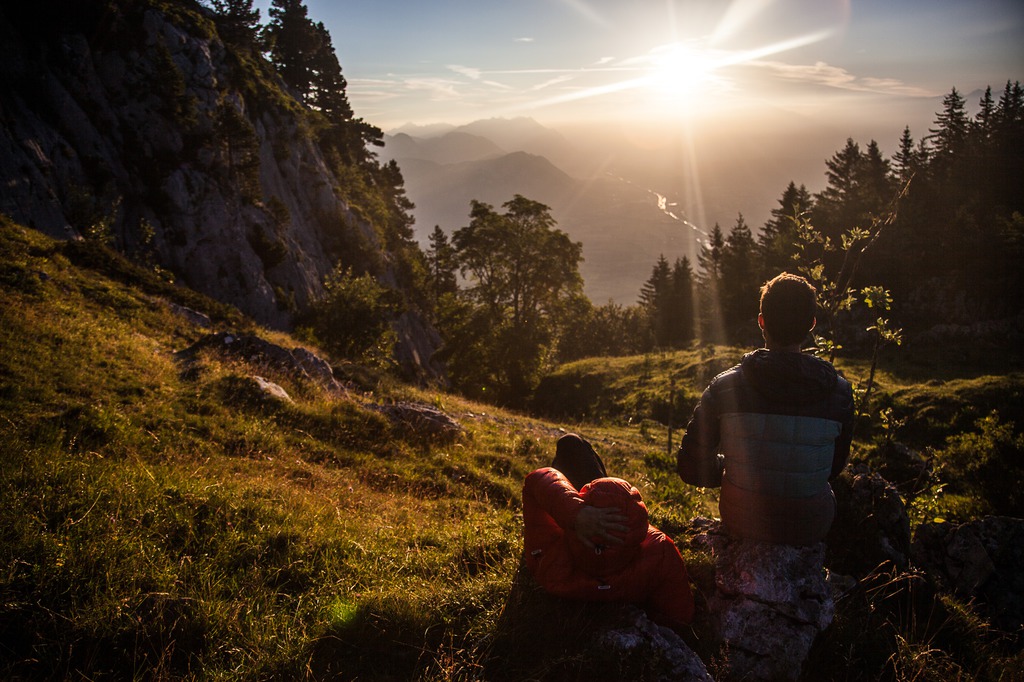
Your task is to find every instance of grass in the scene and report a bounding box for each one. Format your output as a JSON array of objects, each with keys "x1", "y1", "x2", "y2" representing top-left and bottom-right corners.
[{"x1": 1, "y1": 216, "x2": 1021, "y2": 680}]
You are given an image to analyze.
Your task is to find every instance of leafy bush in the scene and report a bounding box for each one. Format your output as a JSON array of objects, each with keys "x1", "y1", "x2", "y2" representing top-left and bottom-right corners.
[
  {"x1": 936, "y1": 411, "x2": 1024, "y2": 517},
  {"x1": 303, "y1": 265, "x2": 401, "y2": 365}
]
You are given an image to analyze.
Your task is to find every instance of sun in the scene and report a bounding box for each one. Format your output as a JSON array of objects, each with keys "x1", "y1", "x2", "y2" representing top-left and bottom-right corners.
[{"x1": 646, "y1": 42, "x2": 719, "y2": 102}]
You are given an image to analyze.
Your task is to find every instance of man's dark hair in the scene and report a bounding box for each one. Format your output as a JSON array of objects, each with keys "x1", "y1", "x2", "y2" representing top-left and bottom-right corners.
[{"x1": 759, "y1": 273, "x2": 817, "y2": 346}]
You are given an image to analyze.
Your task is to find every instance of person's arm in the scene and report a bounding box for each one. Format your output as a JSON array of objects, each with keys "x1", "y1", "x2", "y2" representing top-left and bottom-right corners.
[
  {"x1": 829, "y1": 378, "x2": 855, "y2": 478},
  {"x1": 523, "y1": 468, "x2": 627, "y2": 551},
  {"x1": 676, "y1": 388, "x2": 724, "y2": 487}
]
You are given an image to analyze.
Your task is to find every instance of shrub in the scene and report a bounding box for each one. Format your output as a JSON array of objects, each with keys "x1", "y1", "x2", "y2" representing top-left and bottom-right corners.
[{"x1": 304, "y1": 265, "x2": 401, "y2": 366}]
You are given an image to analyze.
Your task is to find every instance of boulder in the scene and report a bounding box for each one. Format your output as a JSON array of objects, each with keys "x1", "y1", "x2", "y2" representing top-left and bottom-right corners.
[
  {"x1": 492, "y1": 565, "x2": 710, "y2": 681},
  {"x1": 827, "y1": 464, "x2": 911, "y2": 575},
  {"x1": 687, "y1": 519, "x2": 834, "y2": 682},
  {"x1": 592, "y1": 606, "x2": 713, "y2": 682},
  {"x1": 176, "y1": 332, "x2": 345, "y2": 393},
  {"x1": 912, "y1": 516, "x2": 1024, "y2": 633},
  {"x1": 250, "y1": 376, "x2": 292, "y2": 404},
  {"x1": 375, "y1": 402, "x2": 462, "y2": 440}
]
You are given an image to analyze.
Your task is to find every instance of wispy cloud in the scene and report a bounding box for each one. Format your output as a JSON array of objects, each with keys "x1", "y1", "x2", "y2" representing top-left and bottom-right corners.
[
  {"x1": 401, "y1": 77, "x2": 464, "y2": 100},
  {"x1": 529, "y1": 75, "x2": 576, "y2": 92},
  {"x1": 752, "y1": 60, "x2": 937, "y2": 97},
  {"x1": 515, "y1": 37, "x2": 535, "y2": 43},
  {"x1": 556, "y1": 0, "x2": 610, "y2": 27},
  {"x1": 448, "y1": 64, "x2": 482, "y2": 80}
]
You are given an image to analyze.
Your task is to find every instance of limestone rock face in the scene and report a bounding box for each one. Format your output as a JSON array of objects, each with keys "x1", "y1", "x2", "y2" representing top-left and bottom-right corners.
[
  {"x1": 688, "y1": 519, "x2": 834, "y2": 682},
  {"x1": 0, "y1": 3, "x2": 440, "y2": 377}
]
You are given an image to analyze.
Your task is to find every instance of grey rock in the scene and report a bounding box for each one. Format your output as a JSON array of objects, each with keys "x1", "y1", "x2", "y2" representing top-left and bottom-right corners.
[
  {"x1": 176, "y1": 332, "x2": 345, "y2": 393},
  {"x1": 250, "y1": 376, "x2": 292, "y2": 404},
  {"x1": 828, "y1": 464, "x2": 911, "y2": 575},
  {"x1": 375, "y1": 402, "x2": 462, "y2": 439},
  {"x1": 688, "y1": 520, "x2": 834, "y2": 682},
  {"x1": 167, "y1": 301, "x2": 212, "y2": 328},
  {"x1": 0, "y1": 4, "x2": 442, "y2": 380},
  {"x1": 594, "y1": 606, "x2": 713, "y2": 682},
  {"x1": 913, "y1": 516, "x2": 1024, "y2": 633}
]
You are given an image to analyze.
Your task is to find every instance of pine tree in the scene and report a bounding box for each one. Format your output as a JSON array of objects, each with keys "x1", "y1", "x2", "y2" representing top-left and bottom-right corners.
[
  {"x1": 927, "y1": 87, "x2": 969, "y2": 167},
  {"x1": 697, "y1": 223, "x2": 725, "y2": 285},
  {"x1": 426, "y1": 225, "x2": 458, "y2": 299},
  {"x1": 211, "y1": 0, "x2": 260, "y2": 45},
  {"x1": 720, "y1": 214, "x2": 758, "y2": 340},
  {"x1": 266, "y1": 0, "x2": 318, "y2": 99},
  {"x1": 696, "y1": 223, "x2": 725, "y2": 343},
  {"x1": 976, "y1": 86, "x2": 996, "y2": 141},
  {"x1": 893, "y1": 126, "x2": 918, "y2": 182},
  {"x1": 858, "y1": 140, "x2": 895, "y2": 212},
  {"x1": 668, "y1": 256, "x2": 695, "y2": 346},
  {"x1": 308, "y1": 21, "x2": 353, "y2": 122},
  {"x1": 215, "y1": 99, "x2": 262, "y2": 202},
  {"x1": 639, "y1": 255, "x2": 672, "y2": 347},
  {"x1": 759, "y1": 181, "x2": 811, "y2": 277}
]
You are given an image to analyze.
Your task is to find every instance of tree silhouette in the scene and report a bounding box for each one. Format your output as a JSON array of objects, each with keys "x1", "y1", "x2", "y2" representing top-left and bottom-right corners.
[
  {"x1": 720, "y1": 213, "x2": 758, "y2": 341},
  {"x1": 450, "y1": 195, "x2": 583, "y2": 403},
  {"x1": 211, "y1": 0, "x2": 260, "y2": 46},
  {"x1": 265, "y1": 0, "x2": 318, "y2": 99}
]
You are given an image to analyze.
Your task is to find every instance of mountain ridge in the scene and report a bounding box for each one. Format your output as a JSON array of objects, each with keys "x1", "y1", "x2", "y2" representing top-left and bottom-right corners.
[{"x1": 382, "y1": 119, "x2": 704, "y2": 303}]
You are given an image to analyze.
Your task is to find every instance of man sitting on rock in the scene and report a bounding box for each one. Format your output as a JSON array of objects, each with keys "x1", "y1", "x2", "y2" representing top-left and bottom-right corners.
[
  {"x1": 676, "y1": 272, "x2": 855, "y2": 545},
  {"x1": 522, "y1": 434, "x2": 695, "y2": 629}
]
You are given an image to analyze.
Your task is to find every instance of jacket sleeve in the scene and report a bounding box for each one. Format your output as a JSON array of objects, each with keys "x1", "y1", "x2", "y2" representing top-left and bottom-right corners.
[
  {"x1": 676, "y1": 387, "x2": 724, "y2": 488},
  {"x1": 829, "y1": 377, "x2": 855, "y2": 479},
  {"x1": 644, "y1": 533, "x2": 695, "y2": 628},
  {"x1": 523, "y1": 468, "x2": 586, "y2": 548}
]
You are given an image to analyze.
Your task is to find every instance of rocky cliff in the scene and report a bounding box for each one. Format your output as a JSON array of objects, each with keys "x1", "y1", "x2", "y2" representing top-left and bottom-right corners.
[{"x1": 0, "y1": 0, "x2": 438, "y2": 376}]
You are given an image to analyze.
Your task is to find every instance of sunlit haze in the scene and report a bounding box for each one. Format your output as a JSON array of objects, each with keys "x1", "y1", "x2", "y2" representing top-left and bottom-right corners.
[
  {"x1": 251, "y1": 0, "x2": 1022, "y2": 300},
  {"x1": 253, "y1": 0, "x2": 1021, "y2": 130}
]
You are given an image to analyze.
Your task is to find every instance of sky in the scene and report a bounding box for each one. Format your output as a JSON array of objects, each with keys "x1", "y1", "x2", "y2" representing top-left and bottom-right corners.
[{"x1": 252, "y1": 0, "x2": 1024, "y2": 136}]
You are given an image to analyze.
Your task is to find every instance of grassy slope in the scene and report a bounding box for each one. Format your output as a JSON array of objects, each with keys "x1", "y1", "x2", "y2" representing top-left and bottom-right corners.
[
  {"x1": 2, "y1": 216, "x2": 1021, "y2": 680},
  {"x1": 0, "y1": 217, "x2": 709, "y2": 679}
]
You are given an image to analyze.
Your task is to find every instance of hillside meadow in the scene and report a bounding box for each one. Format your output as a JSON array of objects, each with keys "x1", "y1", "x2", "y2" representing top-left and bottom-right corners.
[{"x1": 1, "y1": 216, "x2": 1021, "y2": 679}]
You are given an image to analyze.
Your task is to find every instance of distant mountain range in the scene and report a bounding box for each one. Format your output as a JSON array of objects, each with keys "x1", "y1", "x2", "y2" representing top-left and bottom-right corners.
[{"x1": 381, "y1": 117, "x2": 705, "y2": 304}]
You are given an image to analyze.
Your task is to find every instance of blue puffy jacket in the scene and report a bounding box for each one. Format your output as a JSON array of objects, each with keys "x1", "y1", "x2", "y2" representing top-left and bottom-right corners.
[{"x1": 677, "y1": 349, "x2": 854, "y2": 545}]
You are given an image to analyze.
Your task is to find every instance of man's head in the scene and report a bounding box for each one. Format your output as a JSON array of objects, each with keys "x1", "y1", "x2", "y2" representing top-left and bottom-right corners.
[{"x1": 758, "y1": 273, "x2": 817, "y2": 348}]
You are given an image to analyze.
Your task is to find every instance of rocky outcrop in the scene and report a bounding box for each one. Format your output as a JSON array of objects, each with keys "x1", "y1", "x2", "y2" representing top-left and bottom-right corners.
[
  {"x1": 374, "y1": 402, "x2": 462, "y2": 440},
  {"x1": 593, "y1": 606, "x2": 712, "y2": 682},
  {"x1": 493, "y1": 565, "x2": 710, "y2": 681},
  {"x1": 175, "y1": 331, "x2": 345, "y2": 393},
  {"x1": 687, "y1": 518, "x2": 834, "y2": 682},
  {"x1": 0, "y1": 2, "x2": 440, "y2": 378},
  {"x1": 913, "y1": 516, "x2": 1024, "y2": 634},
  {"x1": 827, "y1": 464, "x2": 912, "y2": 575}
]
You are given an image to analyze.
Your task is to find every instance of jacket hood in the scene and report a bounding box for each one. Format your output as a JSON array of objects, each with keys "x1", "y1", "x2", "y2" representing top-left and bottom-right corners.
[
  {"x1": 568, "y1": 477, "x2": 649, "y2": 576},
  {"x1": 740, "y1": 348, "x2": 838, "y2": 405}
]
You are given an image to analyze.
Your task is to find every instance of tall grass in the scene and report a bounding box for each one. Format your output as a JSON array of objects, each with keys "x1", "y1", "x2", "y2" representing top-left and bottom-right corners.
[{"x1": 1, "y1": 217, "x2": 1020, "y2": 679}]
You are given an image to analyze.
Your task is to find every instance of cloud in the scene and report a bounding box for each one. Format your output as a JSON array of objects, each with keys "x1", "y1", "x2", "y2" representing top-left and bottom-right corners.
[
  {"x1": 402, "y1": 77, "x2": 464, "y2": 100},
  {"x1": 750, "y1": 60, "x2": 937, "y2": 97},
  {"x1": 515, "y1": 37, "x2": 535, "y2": 43},
  {"x1": 448, "y1": 64, "x2": 482, "y2": 80},
  {"x1": 529, "y1": 75, "x2": 576, "y2": 92}
]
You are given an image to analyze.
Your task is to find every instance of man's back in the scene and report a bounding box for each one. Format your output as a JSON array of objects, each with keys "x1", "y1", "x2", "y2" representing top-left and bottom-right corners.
[{"x1": 678, "y1": 349, "x2": 853, "y2": 545}]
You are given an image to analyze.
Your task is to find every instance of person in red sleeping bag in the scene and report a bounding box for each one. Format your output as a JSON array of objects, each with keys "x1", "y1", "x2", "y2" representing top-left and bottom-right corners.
[{"x1": 522, "y1": 434, "x2": 695, "y2": 630}]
